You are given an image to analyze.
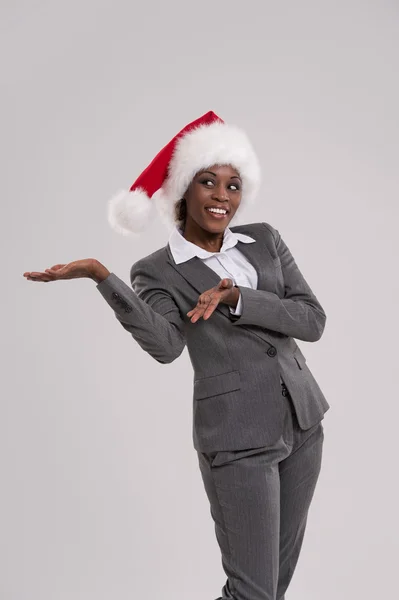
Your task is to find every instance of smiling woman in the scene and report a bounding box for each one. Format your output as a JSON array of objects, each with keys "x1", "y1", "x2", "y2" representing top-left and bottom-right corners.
[{"x1": 24, "y1": 110, "x2": 328, "y2": 600}]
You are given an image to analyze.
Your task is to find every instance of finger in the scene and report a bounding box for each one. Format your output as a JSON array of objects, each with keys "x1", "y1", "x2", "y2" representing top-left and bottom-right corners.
[
  {"x1": 189, "y1": 299, "x2": 218, "y2": 322},
  {"x1": 26, "y1": 274, "x2": 53, "y2": 282},
  {"x1": 188, "y1": 305, "x2": 206, "y2": 323},
  {"x1": 203, "y1": 298, "x2": 220, "y2": 320},
  {"x1": 189, "y1": 298, "x2": 208, "y2": 321},
  {"x1": 187, "y1": 291, "x2": 217, "y2": 320},
  {"x1": 187, "y1": 287, "x2": 218, "y2": 320},
  {"x1": 218, "y1": 278, "x2": 232, "y2": 290},
  {"x1": 187, "y1": 301, "x2": 206, "y2": 318},
  {"x1": 188, "y1": 308, "x2": 201, "y2": 323},
  {"x1": 45, "y1": 266, "x2": 70, "y2": 279}
]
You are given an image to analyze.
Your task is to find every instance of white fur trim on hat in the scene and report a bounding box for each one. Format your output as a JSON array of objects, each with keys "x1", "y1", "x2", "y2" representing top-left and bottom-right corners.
[
  {"x1": 107, "y1": 187, "x2": 154, "y2": 235},
  {"x1": 162, "y1": 120, "x2": 261, "y2": 212}
]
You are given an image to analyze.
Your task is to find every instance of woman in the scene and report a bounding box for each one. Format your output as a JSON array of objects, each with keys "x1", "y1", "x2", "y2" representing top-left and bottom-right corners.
[{"x1": 23, "y1": 111, "x2": 329, "y2": 600}]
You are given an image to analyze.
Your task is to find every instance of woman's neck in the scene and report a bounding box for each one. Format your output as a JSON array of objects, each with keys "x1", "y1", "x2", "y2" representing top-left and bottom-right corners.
[{"x1": 181, "y1": 221, "x2": 225, "y2": 253}]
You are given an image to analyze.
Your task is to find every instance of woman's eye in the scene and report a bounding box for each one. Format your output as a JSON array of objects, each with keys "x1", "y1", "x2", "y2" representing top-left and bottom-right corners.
[{"x1": 200, "y1": 179, "x2": 240, "y2": 190}]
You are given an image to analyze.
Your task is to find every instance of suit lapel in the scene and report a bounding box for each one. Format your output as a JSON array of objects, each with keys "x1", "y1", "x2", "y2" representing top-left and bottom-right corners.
[{"x1": 165, "y1": 224, "x2": 275, "y2": 321}]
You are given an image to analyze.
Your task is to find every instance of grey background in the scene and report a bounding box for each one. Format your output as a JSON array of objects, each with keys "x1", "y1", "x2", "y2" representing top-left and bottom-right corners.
[{"x1": 2, "y1": 1, "x2": 398, "y2": 598}]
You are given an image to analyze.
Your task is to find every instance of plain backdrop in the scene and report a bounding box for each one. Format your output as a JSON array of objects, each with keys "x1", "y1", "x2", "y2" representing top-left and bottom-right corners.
[{"x1": 2, "y1": 1, "x2": 398, "y2": 599}]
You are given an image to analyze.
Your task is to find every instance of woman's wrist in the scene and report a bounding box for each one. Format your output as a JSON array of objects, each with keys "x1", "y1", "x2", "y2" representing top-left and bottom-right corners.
[
  {"x1": 90, "y1": 260, "x2": 111, "y2": 284},
  {"x1": 223, "y1": 285, "x2": 240, "y2": 308}
]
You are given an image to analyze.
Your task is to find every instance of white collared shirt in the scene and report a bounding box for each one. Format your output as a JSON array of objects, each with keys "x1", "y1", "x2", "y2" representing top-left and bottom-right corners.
[{"x1": 168, "y1": 225, "x2": 258, "y2": 315}]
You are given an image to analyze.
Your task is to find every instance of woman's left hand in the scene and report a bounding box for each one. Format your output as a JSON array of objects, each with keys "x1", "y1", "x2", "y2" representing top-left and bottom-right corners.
[{"x1": 187, "y1": 278, "x2": 237, "y2": 323}]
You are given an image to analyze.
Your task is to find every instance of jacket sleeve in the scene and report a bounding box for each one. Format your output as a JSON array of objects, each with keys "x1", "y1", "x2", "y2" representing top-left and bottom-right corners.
[
  {"x1": 230, "y1": 222, "x2": 327, "y2": 342},
  {"x1": 96, "y1": 260, "x2": 186, "y2": 364}
]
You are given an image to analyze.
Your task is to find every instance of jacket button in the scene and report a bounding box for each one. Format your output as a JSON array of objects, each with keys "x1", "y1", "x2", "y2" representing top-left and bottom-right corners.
[
  {"x1": 112, "y1": 292, "x2": 120, "y2": 301},
  {"x1": 267, "y1": 347, "x2": 277, "y2": 357}
]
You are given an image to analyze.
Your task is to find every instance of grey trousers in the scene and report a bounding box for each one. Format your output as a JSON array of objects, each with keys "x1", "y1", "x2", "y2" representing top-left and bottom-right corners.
[{"x1": 197, "y1": 381, "x2": 324, "y2": 600}]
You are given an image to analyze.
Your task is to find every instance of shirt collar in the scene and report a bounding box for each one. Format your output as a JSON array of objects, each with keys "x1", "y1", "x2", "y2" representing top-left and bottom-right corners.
[{"x1": 168, "y1": 224, "x2": 256, "y2": 265}]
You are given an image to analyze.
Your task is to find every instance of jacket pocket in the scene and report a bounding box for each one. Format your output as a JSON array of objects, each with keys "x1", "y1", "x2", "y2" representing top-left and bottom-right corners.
[{"x1": 194, "y1": 370, "x2": 241, "y2": 400}]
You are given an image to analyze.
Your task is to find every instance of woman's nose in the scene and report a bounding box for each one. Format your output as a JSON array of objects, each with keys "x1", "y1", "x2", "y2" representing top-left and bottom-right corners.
[{"x1": 212, "y1": 185, "x2": 229, "y2": 201}]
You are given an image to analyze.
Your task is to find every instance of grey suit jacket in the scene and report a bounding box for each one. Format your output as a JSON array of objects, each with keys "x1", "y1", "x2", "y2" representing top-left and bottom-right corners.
[{"x1": 97, "y1": 221, "x2": 330, "y2": 453}]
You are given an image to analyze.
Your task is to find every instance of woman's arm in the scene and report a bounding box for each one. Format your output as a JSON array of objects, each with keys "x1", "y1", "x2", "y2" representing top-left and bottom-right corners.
[
  {"x1": 230, "y1": 223, "x2": 326, "y2": 342},
  {"x1": 95, "y1": 259, "x2": 186, "y2": 364},
  {"x1": 23, "y1": 258, "x2": 186, "y2": 364}
]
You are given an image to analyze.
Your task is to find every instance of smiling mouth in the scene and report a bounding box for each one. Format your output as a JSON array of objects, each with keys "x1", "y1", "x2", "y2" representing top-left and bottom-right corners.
[{"x1": 205, "y1": 207, "x2": 229, "y2": 219}]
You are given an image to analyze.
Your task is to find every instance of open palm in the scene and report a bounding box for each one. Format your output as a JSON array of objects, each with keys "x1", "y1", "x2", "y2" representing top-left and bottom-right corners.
[{"x1": 23, "y1": 259, "x2": 95, "y2": 282}]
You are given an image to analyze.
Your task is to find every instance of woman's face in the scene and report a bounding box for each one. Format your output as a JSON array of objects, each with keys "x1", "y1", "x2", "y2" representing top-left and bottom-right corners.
[{"x1": 182, "y1": 164, "x2": 242, "y2": 232}]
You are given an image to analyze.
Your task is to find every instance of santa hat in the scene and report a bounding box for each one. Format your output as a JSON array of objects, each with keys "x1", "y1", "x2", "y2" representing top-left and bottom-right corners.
[{"x1": 107, "y1": 110, "x2": 261, "y2": 235}]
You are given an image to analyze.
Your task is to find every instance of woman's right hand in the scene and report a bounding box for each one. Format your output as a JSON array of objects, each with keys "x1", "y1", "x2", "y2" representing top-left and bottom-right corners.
[{"x1": 23, "y1": 258, "x2": 108, "y2": 283}]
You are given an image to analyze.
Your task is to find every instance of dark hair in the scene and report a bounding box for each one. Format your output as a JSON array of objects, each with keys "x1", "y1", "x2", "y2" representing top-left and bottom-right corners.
[{"x1": 174, "y1": 198, "x2": 187, "y2": 229}]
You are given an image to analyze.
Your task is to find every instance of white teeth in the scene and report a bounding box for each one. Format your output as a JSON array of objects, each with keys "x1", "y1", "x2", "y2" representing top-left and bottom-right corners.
[{"x1": 206, "y1": 208, "x2": 227, "y2": 214}]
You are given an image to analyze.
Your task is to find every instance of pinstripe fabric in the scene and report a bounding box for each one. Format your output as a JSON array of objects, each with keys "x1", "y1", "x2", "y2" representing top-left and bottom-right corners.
[
  {"x1": 168, "y1": 224, "x2": 284, "y2": 388},
  {"x1": 198, "y1": 386, "x2": 324, "y2": 600},
  {"x1": 96, "y1": 221, "x2": 330, "y2": 453}
]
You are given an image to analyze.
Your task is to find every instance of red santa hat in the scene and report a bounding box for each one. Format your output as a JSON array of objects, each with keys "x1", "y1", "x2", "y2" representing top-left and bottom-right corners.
[{"x1": 107, "y1": 110, "x2": 261, "y2": 235}]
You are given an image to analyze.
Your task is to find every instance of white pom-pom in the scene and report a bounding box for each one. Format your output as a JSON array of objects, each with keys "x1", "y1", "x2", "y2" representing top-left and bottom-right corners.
[{"x1": 107, "y1": 187, "x2": 154, "y2": 235}]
